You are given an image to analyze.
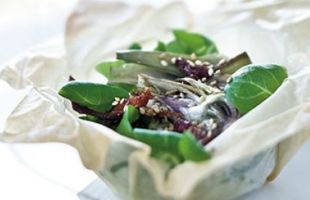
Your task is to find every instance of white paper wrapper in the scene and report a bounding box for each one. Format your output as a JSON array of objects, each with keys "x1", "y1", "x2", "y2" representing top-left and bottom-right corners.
[{"x1": 1, "y1": 0, "x2": 310, "y2": 199}]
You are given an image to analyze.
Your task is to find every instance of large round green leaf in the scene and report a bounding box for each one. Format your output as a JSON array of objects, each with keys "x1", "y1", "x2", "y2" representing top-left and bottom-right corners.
[{"x1": 224, "y1": 64, "x2": 288, "y2": 114}]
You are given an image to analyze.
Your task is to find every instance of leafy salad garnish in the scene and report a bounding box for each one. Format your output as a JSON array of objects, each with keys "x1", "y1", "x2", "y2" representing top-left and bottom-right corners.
[
  {"x1": 224, "y1": 64, "x2": 287, "y2": 113},
  {"x1": 59, "y1": 29, "x2": 287, "y2": 166}
]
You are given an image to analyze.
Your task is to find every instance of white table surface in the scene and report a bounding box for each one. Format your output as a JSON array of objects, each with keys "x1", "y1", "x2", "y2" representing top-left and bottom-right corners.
[{"x1": 0, "y1": 0, "x2": 309, "y2": 200}]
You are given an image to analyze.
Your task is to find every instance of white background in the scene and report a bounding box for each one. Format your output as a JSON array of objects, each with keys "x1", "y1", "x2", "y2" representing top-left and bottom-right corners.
[
  {"x1": 0, "y1": 0, "x2": 96, "y2": 200},
  {"x1": 0, "y1": 0, "x2": 309, "y2": 200}
]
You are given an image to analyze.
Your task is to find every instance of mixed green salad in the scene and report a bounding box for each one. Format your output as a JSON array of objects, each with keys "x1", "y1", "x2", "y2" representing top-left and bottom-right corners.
[{"x1": 59, "y1": 30, "x2": 287, "y2": 166}]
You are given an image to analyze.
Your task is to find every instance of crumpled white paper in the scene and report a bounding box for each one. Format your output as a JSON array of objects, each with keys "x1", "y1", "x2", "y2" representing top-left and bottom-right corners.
[{"x1": 1, "y1": 0, "x2": 310, "y2": 200}]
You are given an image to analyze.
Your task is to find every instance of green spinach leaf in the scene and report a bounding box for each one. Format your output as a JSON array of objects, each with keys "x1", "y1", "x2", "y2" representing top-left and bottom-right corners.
[
  {"x1": 224, "y1": 64, "x2": 288, "y2": 114},
  {"x1": 179, "y1": 131, "x2": 211, "y2": 161},
  {"x1": 95, "y1": 60, "x2": 125, "y2": 80},
  {"x1": 116, "y1": 106, "x2": 211, "y2": 163},
  {"x1": 169, "y1": 29, "x2": 218, "y2": 56},
  {"x1": 59, "y1": 81, "x2": 129, "y2": 112},
  {"x1": 133, "y1": 128, "x2": 210, "y2": 163},
  {"x1": 154, "y1": 41, "x2": 166, "y2": 51},
  {"x1": 152, "y1": 30, "x2": 218, "y2": 56},
  {"x1": 166, "y1": 40, "x2": 188, "y2": 54},
  {"x1": 107, "y1": 83, "x2": 136, "y2": 93},
  {"x1": 129, "y1": 42, "x2": 142, "y2": 50},
  {"x1": 116, "y1": 106, "x2": 181, "y2": 156},
  {"x1": 133, "y1": 128, "x2": 182, "y2": 156},
  {"x1": 116, "y1": 105, "x2": 140, "y2": 136}
]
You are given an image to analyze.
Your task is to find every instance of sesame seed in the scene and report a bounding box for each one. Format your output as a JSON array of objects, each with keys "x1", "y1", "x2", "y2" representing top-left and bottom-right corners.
[
  {"x1": 145, "y1": 108, "x2": 156, "y2": 116},
  {"x1": 161, "y1": 60, "x2": 168, "y2": 66},
  {"x1": 152, "y1": 104, "x2": 158, "y2": 109},
  {"x1": 168, "y1": 123, "x2": 174, "y2": 131},
  {"x1": 154, "y1": 107, "x2": 160, "y2": 113},
  {"x1": 209, "y1": 118, "x2": 214, "y2": 124},
  {"x1": 151, "y1": 103, "x2": 161, "y2": 113},
  {"x1": 218, "y1": 59, "x2": 226, "y2": 65},
  {"x1": 192, "y1": 121, "x2": 198, "y2": 125},
  {"x1": 112, "y1": 101, "x2": 118, "y2": 106},
  {"x1": 208, "y1": 68, "x2": 214, "y2": 76},
  {"x1": 179, "y1": 92, "x2": 185, "y2": 98},
  {"x1": 161, "y1": 106, "x2": 168, "y2": 111},
  {"x1": 177, "y1": 57, "x2": 182, "y2": 61},
  {"x1": 154, "y1": 96, "x2": 161, "y2": 101},
  {"x1": 195, "y1": 60, "x2": 203, "y2": 66},
  {"x1": 146, "y1": 99, "x2": 155, "y2": 107},
  {"x1": 226, "y1": 77, "x2": 233, "y2": 83},
  {"x1": 114, "y1": 97, "x2": 120, "y2": 101},
  {"x1": 210, "y1": 80, "x2": 217, "y2": 85},
  {"x1": 120, "y1": 98, "x2": 125, "y2": 104},
  {"x1": 197, "y1": 122, "x2": 204, "y2": 128},
  {"x1": 211, "y1": 122, "x2": 217, "y2": 130},
  {"x1": 190, "y1": 53, "x2": 197, "y2": 60},
  {"x1": 203, "y1": 61, "x2": 210, "y2": 65},
  {"x1": 173, "y1": 95, "x2": 178, "y2": 98},
  {"x1": 207, "y1": 130, "x2": 212, "y2": 138},
  {"x1": 139, "y1": 107, "x2": 146, "y2": 114},
  {"x1": 201, "y1": 77, "x2": 207, "y2": 82},
  {"x1": 171, "y1": 57, "x2": 177, "y2": 64},
  {"x1": 187, "y1": 60, "x2": 195, "y2": 67},
  {"x1": 215, "y1": 69, "x2": 221, "y2": 74},
  {"x1": 159, "y1": 53, "x2": 166, "y2": 59}
]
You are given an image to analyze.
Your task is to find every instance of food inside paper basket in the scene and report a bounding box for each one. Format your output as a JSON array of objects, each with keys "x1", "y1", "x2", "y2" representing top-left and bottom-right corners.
[{"x1": 58, "y1": 30, "x2": 287, "y2": 166}]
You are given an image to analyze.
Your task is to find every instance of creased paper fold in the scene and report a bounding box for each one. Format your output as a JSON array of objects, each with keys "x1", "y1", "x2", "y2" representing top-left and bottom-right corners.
[{"x1": 1, "y1": 0, "x2": 310, "y2": 200}]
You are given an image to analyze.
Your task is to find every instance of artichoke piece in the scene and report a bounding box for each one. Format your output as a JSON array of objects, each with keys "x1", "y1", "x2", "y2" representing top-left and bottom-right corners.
[{"x1": 116, "y1": 50, "x2": 227, "y2": 77}]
